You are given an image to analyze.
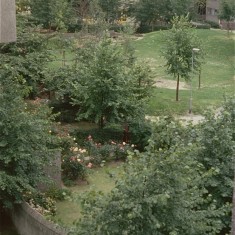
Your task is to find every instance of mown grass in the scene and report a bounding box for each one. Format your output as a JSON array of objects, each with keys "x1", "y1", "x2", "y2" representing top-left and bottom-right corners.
[
  {"x1": 133, "y1": 29, "x2": 235, "y2": 115},
  {"x1": 54, "y1": 162, "x2": 124, "y2": 225}
]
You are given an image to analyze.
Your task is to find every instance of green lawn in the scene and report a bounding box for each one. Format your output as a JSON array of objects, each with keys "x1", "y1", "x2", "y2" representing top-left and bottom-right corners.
[
  {"x1": 132, "y1": 29, "x2": 235, "y2": 115},
  {"x1": 54, "y1": 161, "x2": 124, "y2": 225}
]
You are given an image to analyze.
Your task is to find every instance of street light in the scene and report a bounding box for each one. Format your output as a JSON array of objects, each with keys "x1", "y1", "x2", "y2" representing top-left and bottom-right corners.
[{"x1": 189, "y1": 48, "x2": 200, "y2": 114}]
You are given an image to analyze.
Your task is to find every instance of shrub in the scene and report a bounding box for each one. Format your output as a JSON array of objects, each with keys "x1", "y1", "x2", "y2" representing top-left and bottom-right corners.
[
  {"x1": 49, "y1": 99, "x2": 79, "y2": 123},
  {"x1": 73, "y1": 126, "x2": 123, "y2": 146},
  {"x1": 73, "y1": 122, "x2": 152, "y2": 151},
  {"x1": 61, "y1": 148, "x2": 88, "y2": 181},
  {"x1": 24, "y1": 191, "x2": 57, "y2": 217},
  {"x1": 136, "y1": 24, "x2": 170, "y2": 33},
  {"x1": 67, "y1": 22, "x2": 83, "y2": 33},
  {"x1": 45, "y1": 187, "x2": 72, "y2": 201},
  {"x1": 59, "y1": 133, "x2": 88, "y2": 183},
  {"x1": 129, "y1": 120, "x2": 152, "y2": 151},
  {"x1": 192, "y1": 22, "x2": 211, "y2": 29},
  {"x1": 109, "y1": 24, "x2": 125, "y2": 32},
  {"x1": 85, "y1": 136, "x2": 134, "y2": 165},
  {"x1": 204, "y1": 20, "x2": 220, "y2": 29}
]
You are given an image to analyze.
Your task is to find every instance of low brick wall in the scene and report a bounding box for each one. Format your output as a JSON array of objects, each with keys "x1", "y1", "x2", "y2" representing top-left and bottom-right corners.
[
  {"x1": 220, "y1": 20, "x2": 235, "y2": 30},
  {"x1": 11, "y1": 202, "x2": 68, "y2": 235}
]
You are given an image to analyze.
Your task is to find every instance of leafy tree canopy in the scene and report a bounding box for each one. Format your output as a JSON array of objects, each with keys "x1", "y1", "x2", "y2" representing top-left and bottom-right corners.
[
  {"x1": 129, "y1": 0, "x2": 193, "y2": 25},
  {"x1": 98, "y1": 0, "x2": 122, "y2": 22},
  {"x1": 219, "y1": 0, "x2": 235, "y2": 22},
  {"x1": 57, "y1": 37, "x2": 152, "y2": 128},
  {"x1": 0, "y1": 15, "x2": 58, "y2": 209},
  {"x1": 0, "y1": 15, "x2": 50, "y2": 97},
  {"x1": 0, "y1": 77, "x2": 57, "y2": 209},
  {"x1": 162, "y1": 15, "x2": 203, "y2": 101},
  {"x1": 30, "y1": 0, "x2": 73, "y2": 30}
]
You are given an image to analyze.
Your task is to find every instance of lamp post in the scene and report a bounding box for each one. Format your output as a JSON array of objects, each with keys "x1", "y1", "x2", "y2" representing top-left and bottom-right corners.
[{"x1": 189, "y1": 48, "x2": 200, "y2": 114}]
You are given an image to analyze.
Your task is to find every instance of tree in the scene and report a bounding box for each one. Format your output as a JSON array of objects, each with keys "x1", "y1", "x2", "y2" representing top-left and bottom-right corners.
[
  {"x1": 219, "y1": 0, "x2": 235, "y2": 32},
  {"x1": 162, "y1": 15, "x2": 203, "y2": 101},
  {"x1": 69, "y1": 0, "x2": 91, "y2": 23},
  {"x1": 98, "y1": 0, "x2": 122, "y2": 23},
  {"x1": 16, "y1": 0, "x2": 30, "y2": 13},
  {"x1": 30, "y1": 0, "x2": 72, "y2": 30},
  {"x1": 0, "y1": 15, "x2": 58, "y2": 209},
  {"x1": 0, "y1": 77, "x2": 56, "y2": 209},
  {"x1": 194, "y1": 97, "x2": 235, "y2": 233},
  {"x1": 129, "y1": 0, "x2": 193, "y2": 27},
  {"x1": 66, "y1": 38, "x2": 152, "y2": 128},
  {"x1": 72, "y1": 118, "x2": 225, "y2": 235},
  {"x1": 0, "y1": 15, "x2": 50, "y2": 97}
]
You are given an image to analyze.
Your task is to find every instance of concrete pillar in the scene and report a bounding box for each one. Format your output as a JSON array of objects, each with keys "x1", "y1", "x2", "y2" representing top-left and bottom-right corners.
[{"x1": 0, "y1": 0, "x2": 16, "y2": 43}]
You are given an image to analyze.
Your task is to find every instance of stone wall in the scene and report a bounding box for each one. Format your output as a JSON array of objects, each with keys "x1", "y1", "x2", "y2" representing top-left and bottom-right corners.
[
  {"x1": 0, "y1": 0, "x2": 16, "y2": 43},
  {"x1": 11, "y1": 202, "x2": 68, "y2": 235},
  {"x1": 11, "y1": 151, "x2": 66, "y2": 235},
  {"x1": 38, "y1": 151, "x2": 62, "y2": 192}
]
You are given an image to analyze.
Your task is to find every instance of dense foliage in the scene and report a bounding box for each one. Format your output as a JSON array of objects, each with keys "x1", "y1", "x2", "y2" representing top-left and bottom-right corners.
[
  {"x1": 130, "y1": 0, "x2": 193, "y2": 26},
  {"x1": 18, "y1": 0, "x2": 204, "y2": 33},
  {"x1": 2, "y1": 3, "x2": 234, "y2": 234},
  {"x1": 30, "y1": 0, "x2": 73, "y2": 30},
  {"x1": 219, "y1": 0, "x2": 235, "y2": 30},
  {"x1": 72, "y1": 98, "x2": 234, "y2": 234},
  {"x1": 0, "y1": 79, "x2": 56, "y2": 208},
  {"x1": 0, "y1": 15, "x2": 57, "y2": 209},
  {"x1": 52, "y1": 37, "x2": 152, "y2": 128},
  {"x1": 0, "y1": 15, "x2": 50, "y2": 98},
  {"x1": 195, "y1": 99, "x2": 235, "y2": 232},
  {"x1": 98, "y1": 0, "x2": 122, "y2": 23}
]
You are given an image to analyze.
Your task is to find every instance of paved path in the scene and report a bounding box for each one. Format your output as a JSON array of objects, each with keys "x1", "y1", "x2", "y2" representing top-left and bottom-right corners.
[
  {"x1": 176, "y1": 114, "x2": 205, "y2": 125},
  {"x1": 146, "y1": 114, "x2": 205, "y2": 125}
]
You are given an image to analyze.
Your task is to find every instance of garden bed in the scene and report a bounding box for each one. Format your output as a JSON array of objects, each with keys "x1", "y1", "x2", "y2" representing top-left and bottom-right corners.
[{"x1": 54, "y1": 161, "x2": 124, "y2": 225}]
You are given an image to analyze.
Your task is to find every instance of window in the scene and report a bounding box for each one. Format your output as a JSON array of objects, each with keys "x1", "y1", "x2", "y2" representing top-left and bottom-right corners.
[{"x1": 207, "y1": 7, "x2": 217, "y2": 15}]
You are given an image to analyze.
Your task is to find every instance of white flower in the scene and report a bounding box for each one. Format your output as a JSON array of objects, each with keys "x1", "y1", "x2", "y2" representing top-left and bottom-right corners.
[{"x1": 87, "y1": 162, "x2": 93, "y2": 168}]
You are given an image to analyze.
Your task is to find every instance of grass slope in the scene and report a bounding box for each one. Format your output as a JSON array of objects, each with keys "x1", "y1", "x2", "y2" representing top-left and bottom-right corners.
[{"x1": 133, "y1": 29, "x2": 235, "y2": 115}]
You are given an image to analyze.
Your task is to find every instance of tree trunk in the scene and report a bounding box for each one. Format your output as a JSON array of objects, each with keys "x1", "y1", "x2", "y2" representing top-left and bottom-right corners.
[
  {"x1": 122, "y1": 122, "x2": 130, "y2": 143},
  {"x1": 198, "y1": 69, "x2": 201, "y2": 89},
  {"x1": 99, "y1": 116, "x2": 105, "y2": 129},
  {"x1": 176, "y1": 74, "x2": 180, "y2": 101}
]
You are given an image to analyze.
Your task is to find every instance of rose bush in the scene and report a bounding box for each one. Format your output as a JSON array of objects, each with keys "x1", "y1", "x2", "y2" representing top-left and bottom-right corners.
[{"x1": 85, "y1": 136, "x2": 134, "y2": 165}]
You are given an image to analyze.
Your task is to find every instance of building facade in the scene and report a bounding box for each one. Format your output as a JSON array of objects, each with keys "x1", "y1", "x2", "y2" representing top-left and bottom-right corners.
[
  {"x1": 206, "y1": 0, "x2": 220, "y2": 23},
  {"x1": 0, "y1": 0, "x2": 16, "y2": 43},
  {"x1": 204, "y1": 0, "x2": 235, "y2": 29}
]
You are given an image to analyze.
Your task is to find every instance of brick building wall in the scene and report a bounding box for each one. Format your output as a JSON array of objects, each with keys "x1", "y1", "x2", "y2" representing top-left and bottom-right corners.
[{"x1": 206, "y1": 0, "x2": 220, "y2": 22}]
